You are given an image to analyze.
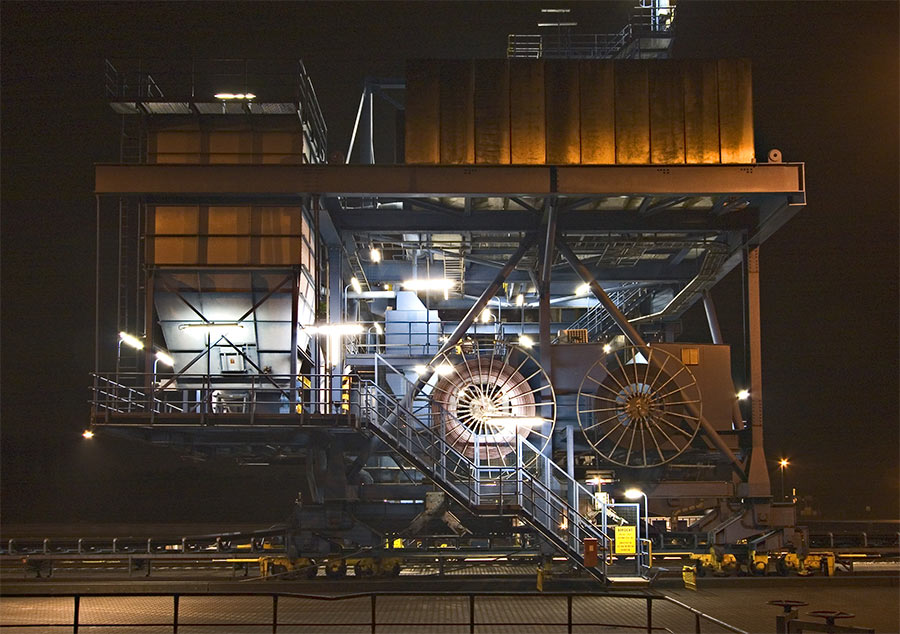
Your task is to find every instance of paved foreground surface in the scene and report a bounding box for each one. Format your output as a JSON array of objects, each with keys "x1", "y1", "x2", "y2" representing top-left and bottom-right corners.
[{"x1": 1, "y1": 581, "x2": 897, "y2": 633}]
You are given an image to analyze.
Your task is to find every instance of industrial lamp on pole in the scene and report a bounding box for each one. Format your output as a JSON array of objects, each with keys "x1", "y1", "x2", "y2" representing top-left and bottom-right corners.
[
  {"x1": 778, "y1": 458, "x2": 789, "y2": 501},
  {"x1": 623, "y1": 488, "x2": 650, "y2": 548}
]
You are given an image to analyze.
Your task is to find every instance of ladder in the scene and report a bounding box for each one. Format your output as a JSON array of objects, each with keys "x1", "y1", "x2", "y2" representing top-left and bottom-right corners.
[{"x1": 355, "y1": 379, "x2": 642, "y2": 584}]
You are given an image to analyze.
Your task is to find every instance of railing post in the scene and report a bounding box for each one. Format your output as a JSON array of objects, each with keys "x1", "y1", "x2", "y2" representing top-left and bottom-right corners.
[
  {"x1": 73, "y1": 594, "x2": 80, "y2": 634},
  {"x1": 646, "y1": 597, "x2": 652, "y2": 634},
  {"x1": 469, "y1": 594, "x2": 476, "y2": 634},
  {"x1": 173, "y1": 594, "x2": 179, "y2": 634},
  {"x1": 567, "y1": 594, "x2": 573, "y2": 634},
  {"x1": 371, "y1": 594, "x2": 377, "y2": 634},
  {"x1": 272, "y1": 594, "x2": 278, "y2": 633},
  {"x1": 695, "y1": 611, "x2": 702, "y2": 633}
]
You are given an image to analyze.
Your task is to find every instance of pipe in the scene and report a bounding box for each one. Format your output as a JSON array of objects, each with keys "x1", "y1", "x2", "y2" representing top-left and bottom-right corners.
[{"x1": 702, "y1": 291, "x2": 723, "y2": 345}]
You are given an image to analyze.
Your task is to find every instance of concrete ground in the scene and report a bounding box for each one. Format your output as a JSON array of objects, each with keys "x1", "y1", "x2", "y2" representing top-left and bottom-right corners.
[{"x1": 1, "y1": 577, "x2": 897, "y2": 633}]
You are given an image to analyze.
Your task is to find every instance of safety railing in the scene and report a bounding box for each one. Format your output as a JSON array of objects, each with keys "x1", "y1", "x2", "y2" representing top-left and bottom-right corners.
[
  {"x1": 91, "y1": 373, "x2": 361, "y2": 424},
  {"x1": 0, "y1": 590, "x2": 748, "y2": 634},
  {"x1": 554, "y1": 284, "x2": 648, "y2": 343}
]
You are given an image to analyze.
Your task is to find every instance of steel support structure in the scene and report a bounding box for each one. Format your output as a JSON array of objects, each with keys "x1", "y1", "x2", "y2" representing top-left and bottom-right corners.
[
  {"x1": 743, "y1": 246, "x2": 771, "y2": 496},
  {"x1": 555, "y1": 235, "x2": 748, "y2": 480}
]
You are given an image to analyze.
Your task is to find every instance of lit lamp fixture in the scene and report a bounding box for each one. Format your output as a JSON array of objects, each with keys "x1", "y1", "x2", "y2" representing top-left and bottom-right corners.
[
  {"x1": 576, "y1": 283, "x2": 591, "y2": 296},
  {"x1": 484, "y1": 415, "x2": 546, "y2": 429},
  {"x1": 373, "y1": 322, "x2": 384, "y2": 335},
  {"x1": 350, "y1": 277, "x2": 363, "y2": 294},
  {"x1": 623, "y1": 487, "x2": 650, "y2": 543},
  {"x1": 480, "y1": 309, "x2": 493, "y2": 323},
  {"x1": 413, "y1": 364, "x2": 428, "y2": 376},
  {"x1": 214, "y1": 92, "x2": 256, "y2": 100},
  {"x1": 515, "y1": 294, "x2": 525, "y2": 306},
  {"x1": 82, "y1": 429, "x2": 94, "y2": 439},
  {"x1": 737, "y1": 389, "x2": 750, "y2": 400},
  {"x1": 778, "y1": 458, "x2": 790, "y2": 501},
  {"x1": 602, "y1": 343, "x2": 612, "y2": 354},
  {"x1": 155, "y1": 351, "x2": 175, "y2": 367},
  {"x1": 306, "y1": 323, "x2": 364, "y2": 367},
  {"x1": 434, "y1": 363, "x2": 456, "y2": 376},
  {"x1": 119, "y1": 331, "x2": 144, "y2": 350},
  {"x1": 518, "y1": 335, "x2": 534, "y2": 348},
  {"x1": 370, "y1": 247, "x2": 381, "y2": 263}
]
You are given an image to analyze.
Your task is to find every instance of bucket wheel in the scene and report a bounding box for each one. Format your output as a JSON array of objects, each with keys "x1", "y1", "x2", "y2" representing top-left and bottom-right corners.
[
  {"x1": 577, "y1": 345, "x2": 701, "y2": 468},
  {"x1": 429, "y1": 339, "x2": 556, "y2": 470}
]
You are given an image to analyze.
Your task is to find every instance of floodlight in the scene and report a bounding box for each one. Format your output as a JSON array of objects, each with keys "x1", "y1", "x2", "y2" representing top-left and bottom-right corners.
[
  {"x1": 602, "y1": 343, "x2": 612, "y2": 354},
  {"x1": 155, "y1": 351, "x2": 175, "y2": 367},
  {"x1": 515, "y1": 294, "x2": 525, "y2": 306},
  {"x1": 402, "y1": 278, "x2": 455, "y2": 292},
  {"x1": 370, "y1": 247, "x2": 381, "y2": 263},
  {"x1": 480, "y1": 309, "x2": 493, "y2": 323},
  {"x1": 82, "y1": 430, "x2": 94, "y2": 439},
  {"x1": 119, "y1": 331, "x2": 144, "y2": 350},
  {"x1": 576, "y1": 283, "x2": 591, "y2": 296},
  {"x1": 737, "y1": 389, "x2": 750, "y2": 400},
  {"x1": 518, "y1": 335, "x2": 534, "y2": 348},
  {"x1": 350, "y1": 277, "x2": 363, "y2": 294},
  {"x1": 624, "y1": 488, "x2": 644, "y2": 500},
  {"x1": 434, "y1": 363, "x2": 456, "y2": 376}
]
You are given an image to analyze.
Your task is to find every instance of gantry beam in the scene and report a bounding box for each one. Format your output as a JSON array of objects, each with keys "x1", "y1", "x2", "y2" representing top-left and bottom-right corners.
[{"x1": 95, "y1": 163, "x2": 805, "y2": 198}]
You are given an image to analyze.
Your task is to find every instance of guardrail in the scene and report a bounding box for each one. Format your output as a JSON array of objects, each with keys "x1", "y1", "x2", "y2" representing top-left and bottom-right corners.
[{"x1": 0, "y1": 590, "x2": 747, "y2": 633}]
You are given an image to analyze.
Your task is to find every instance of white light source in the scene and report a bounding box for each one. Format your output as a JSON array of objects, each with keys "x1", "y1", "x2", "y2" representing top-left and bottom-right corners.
[
  {"x1": 350, "y1": 277, "x2": 363, "y2": 294},
  {"x1": 602, "y1": 343, "x2": 612, "y2": 354},
  {"x1": 518, "y1": 335, "x2": 534, "y2": 348},
  {"x1": 214, "y1": 92, "x2": 256, "y2": 100},
  {"x1": 119, "y1": 331, "x2": 144, "y2": 350},
  {"x1": 402, "y1": 278, "x2": 455, "y2": 292},
  {"x1": 155, "y1": 351, "x2": 175, "y2": 367},
  {"x1": 779, "y1": 458, "x2": 789, "y2": 468},
  {"x1": 515, "y1": 294, "x2": 525, "y2": 306},
  {"x1": 434, "y1": 363, "x2": 456, "y2": 376},
  {"x1": 737, "y1": 389, "x2": 750, "y2": 400},
  {"x1": 373, "y1": 322, "x2": 384, "y2": 335},
  {"x1": 480, "y1": 309, "x2": 493, "y2": 323},
  {"x1": 370, "y1": 247, "x2": 381, "y2": 263},
  {"x1": 624, "y1": 488, "x2": 644, "y2": 500},
  {"x1": 82, "y1": 429, "x2": 94, "y2": 439},
  {"x1": 576, "y1": 283, "x2": 591, "y2": 296},
  {"x1": 413, "y1": 364, "x2": 428, "y2": 376},
  {"x1": 484, "y1": 415, "x2": 546, "y2": 428},
  {"x1": 305, "y1": 323, "x2": 365, "y2": 336}
]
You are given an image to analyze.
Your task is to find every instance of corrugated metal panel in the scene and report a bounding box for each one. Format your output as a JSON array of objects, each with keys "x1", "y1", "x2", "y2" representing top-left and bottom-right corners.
[
  {"x1": 545, "y1": 60, "x2": 581, "y2": 164},
  {"x1": 439, "y1": 60, "x2": 475, "y2": 164},
  {"x1": 717, "y1": 58, "x2": 754, "y2": 163},
  {"x1": 649, "y1": 61, "x2": 685, "y2": 164},
  {"x1": 509, "y1": 59, "x2": 546, "y2": 164},
  {"x1": 579, "y1": 60, "x2": 616, "y2": 164},
  {"x1": 474, "y1": 60, "x2": 510, "y2": 164},
  {"x1": 614, "y1": 61, "x2": 650, "y2": 164},
  {"x1": 405, "y1": 59, "x2": 441, "y2": 164},
  {"x1": 683, "y1": 60, "x2": 721, "y2": 164}
]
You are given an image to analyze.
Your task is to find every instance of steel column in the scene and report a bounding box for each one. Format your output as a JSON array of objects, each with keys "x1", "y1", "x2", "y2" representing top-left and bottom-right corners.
[
  {"x1": 290, "y1": 268, "x2": 300, "y2": 410},
  {"x1": 744, "y1": 246, "x2": 771, "y2": 496},
  {"x1": 539, "y1": 206, "x2": 557, "y2": 375},
  {"x1": 702, "y1": 291, "x2": 723, "y2": 345}
]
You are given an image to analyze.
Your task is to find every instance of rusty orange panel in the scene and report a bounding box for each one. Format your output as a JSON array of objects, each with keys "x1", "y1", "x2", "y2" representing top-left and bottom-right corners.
[
  {"x1": 649, "y1": 61, "x2": 685, "y2": 165},
  {"x1": 683, "y1": 60, "x2": 721, "y2": 164},
  {"x1": 717, "y1": 59, "x2": 754, "y2": 163},
  {"x1": 509, "y1": 59, "x2": 546, "y2": 164},
  {"x1": 405, "y1": 59, "x2": 441, "y2": 164},
  {"x1": 474, "y1": 60, "x2": 510, "y2": 164},
  {"x1": 614, "y1": 61, "x2": 650, "y2": 164},
  {"x1": 439, "y1": 60, "x2": 475, "y2": 164},
  {"x1": 545, "y1": 60, "x2": 580, "y2": 164},
  {"x1": 579, "y1": 60, "x2": 615, "y2": 164}
]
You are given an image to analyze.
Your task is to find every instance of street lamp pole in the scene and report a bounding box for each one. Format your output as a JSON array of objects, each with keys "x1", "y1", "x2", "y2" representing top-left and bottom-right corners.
[{"x1": 779, "y1": 459, "x2": 789, "y2": 501}]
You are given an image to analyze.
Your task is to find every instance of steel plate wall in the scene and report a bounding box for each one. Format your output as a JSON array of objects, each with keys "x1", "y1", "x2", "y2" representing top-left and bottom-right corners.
[
  {"x1": 150, "y1": 129, "x2": 306, "y2": 165},
  {"x1": 405, "y1": 58, "x2": 754, "y2": 165}
]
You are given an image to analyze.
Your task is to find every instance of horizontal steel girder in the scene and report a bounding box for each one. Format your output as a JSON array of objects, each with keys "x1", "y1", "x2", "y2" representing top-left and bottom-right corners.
[{"x1": 95, "y1": 163, "x2": 805, "y2": 198}]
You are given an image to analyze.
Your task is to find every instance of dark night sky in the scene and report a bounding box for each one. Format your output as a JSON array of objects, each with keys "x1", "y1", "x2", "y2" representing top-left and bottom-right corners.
[{"x1": 1, "y1": 1, "x2": 897, "y2": 525}]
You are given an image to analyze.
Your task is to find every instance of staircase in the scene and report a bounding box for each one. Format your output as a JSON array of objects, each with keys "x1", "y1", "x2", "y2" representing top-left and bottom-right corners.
[
  {"x1": 556, "y1": 285, "x2": 648, "y2": 343},
  {"x1": 354, "y1": 378, "x2": 646, "y2": 584}
]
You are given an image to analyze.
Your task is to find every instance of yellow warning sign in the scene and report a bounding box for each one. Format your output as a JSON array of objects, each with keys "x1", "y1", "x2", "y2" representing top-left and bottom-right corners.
[
  {"x1": 682, "y1": 565, "x2": 697, "y2": 591},
  {"x1": 614, "y1": 526, "x2": 637, "y2": 555}
]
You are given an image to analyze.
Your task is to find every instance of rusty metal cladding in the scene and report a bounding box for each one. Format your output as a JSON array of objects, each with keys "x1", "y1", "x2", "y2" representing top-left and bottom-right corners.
[
  {"x1": 405, "y1": 59, "x2": 441, "y2": 164},
  {"x1": 683, "y1": 60, "x2": 721, "y2": 164},
  {"x1": 509, "y1": 59, "x2": 546, "y2": 164},
  {"x1": 717, "y1": 58, "x2": 755, "y2": 163},
  {"x1": 474, "y1": 59, "x2": 510, "y2": 164},
  {"x1": 650, "y1": 61, "x2": 685, "y2": 164},
  {"x1": 439, "y1": 60, "x2": 475, "y2": 164},
  {"x1": 614, "y1": 61, "x2": 651, "y2": 164},
  {"x1": 579, "y1": 60, "x2": 616, "y2": 164},
  {"x1": 545, "y1": 60, "x2": 581, "y2": 164}
]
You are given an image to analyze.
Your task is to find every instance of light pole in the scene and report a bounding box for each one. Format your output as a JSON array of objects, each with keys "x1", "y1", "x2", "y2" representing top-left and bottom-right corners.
[
  {"x1": 779, "y1": 459, "x2": 789, "y2": 501},
  {"x1": 624, "y1": 487, "x2": 650, "y2": 569}
]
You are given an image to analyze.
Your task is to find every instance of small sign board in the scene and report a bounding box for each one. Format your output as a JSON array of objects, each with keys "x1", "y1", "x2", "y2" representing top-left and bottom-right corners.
[
  {"x1": 614, "y1": 525, "x2": 637, "y2": 555},
  {"x1": 682, "y1": 565, "x2": 697, "y2": 591}
]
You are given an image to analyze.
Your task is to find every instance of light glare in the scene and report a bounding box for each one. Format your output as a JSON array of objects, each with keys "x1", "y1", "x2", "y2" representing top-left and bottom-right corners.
[
  {"x1": 119, "y1": 331, "x2": 144, "y2": 350},
  {"x1": 370, "y1": 247, "x2": 381, "y2": 262},
  {"x1": 576, "y1": 283, "x2": 591, "y2": 296},
  {"x1": 624, "y1": 488, "x2": 644, "y2": 500},
  {"x1": 350, "y1": 277, "x2": 362, "y2": 294},
  {"x1": 737, "y1": 389, "x2": 750, "y2": 400},
  {"x1": 82, "y1": 430, "x2": 94, "y2": 439},
  {"x1": 155, "y1": 351, "x2": 175, "y2": 367},
  {"x1": 518, "y1": 335, "x2": 534, "y2": 348}
]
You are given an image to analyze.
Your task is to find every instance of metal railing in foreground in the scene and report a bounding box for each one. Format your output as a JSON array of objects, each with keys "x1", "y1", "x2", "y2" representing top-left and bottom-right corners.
[{"x1": 0, "y1": 590, "x2": 748, "y2": 634}]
